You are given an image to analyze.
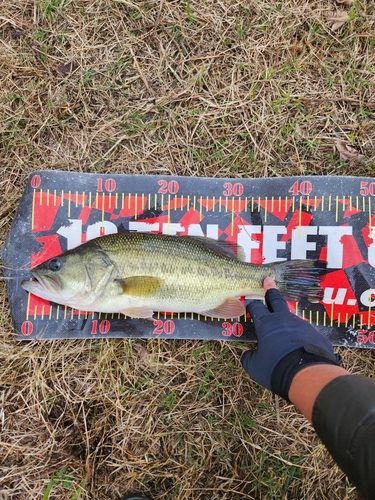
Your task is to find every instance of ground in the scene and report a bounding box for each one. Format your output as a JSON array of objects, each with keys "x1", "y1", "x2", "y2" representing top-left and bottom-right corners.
[{"x1": 1, "y1": 0, "x2": 375, "y2": 499}]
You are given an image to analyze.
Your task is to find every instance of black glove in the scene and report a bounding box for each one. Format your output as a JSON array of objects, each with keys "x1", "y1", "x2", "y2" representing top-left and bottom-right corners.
[{"x1": 241, "y1": 288, "x2": 341, "y2": 401}]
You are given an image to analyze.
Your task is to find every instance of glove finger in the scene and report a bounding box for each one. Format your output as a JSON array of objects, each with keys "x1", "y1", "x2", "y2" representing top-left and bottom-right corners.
[
  {"x1": 247, "y1": 300, "x2": 270, "y2": 324},
  {"x1": 265, "y1": 288, "x2": 290, "y2": 313}
]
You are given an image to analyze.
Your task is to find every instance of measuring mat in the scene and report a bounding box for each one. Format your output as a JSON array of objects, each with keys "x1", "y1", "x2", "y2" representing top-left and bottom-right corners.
[{"x1": 3, "y1": 171, "x2": 375, "y2": 347}]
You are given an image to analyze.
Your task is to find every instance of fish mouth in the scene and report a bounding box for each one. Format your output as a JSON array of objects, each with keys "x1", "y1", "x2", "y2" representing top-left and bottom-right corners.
[{"x1": 21, "y1": 271, "x2": 62, "y2": 296}]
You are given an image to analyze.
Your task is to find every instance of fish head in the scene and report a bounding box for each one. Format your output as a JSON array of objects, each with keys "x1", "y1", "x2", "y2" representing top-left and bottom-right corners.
[{"x1": 21, "y1": 247, "x2": 115, "y2": 308}]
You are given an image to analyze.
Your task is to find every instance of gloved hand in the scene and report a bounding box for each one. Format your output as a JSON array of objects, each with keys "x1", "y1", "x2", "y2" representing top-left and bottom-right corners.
[{"x1": 241, "y1": 285, "x2": 341, "y2": 401}]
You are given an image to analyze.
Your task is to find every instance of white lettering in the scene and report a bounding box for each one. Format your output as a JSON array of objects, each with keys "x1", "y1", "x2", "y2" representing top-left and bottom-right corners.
[
  {"x1": 291, "y1": 226, "x2": 317, "y2": 260},
  {"x1": 162, "y1": 223, "x2": 184, "y2": 235},
  {"x1": 367, "y1": 230, "x2": 375, "y2": 267},
  {"x1": 322, "y1": 287, "x2": 347, "y2": 305},
  {"x1": 57, "y1": 219, "x2": 82, "y2": 249},
  {"x1": 131, "y1": 222, "x2": 219, "y2": 238},
  {"x1": 319, "y1": 226, "x2": 352, "y2": 269},
  {"x1": 57, "y1": 219, "x2": 118, "y2": 250},
  {"x1": 206, "y1": 224, "x2": 219, "y2": 239},
  {"x1": 262, "y1": 225, "x2": 287, "y2": 263},
  {"x1": 129, "y1": 221, "x2": 159, "y2": 232},
  {"x1": 86, "y1": 221, "x2": 117, "y2": 241},
  {"x1": 186, "y1": 224, "x2": 205, "y2": 236}
]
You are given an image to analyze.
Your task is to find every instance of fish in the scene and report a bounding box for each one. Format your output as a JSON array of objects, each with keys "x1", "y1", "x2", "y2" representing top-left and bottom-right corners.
[{"x1": 21, "y1": 232, "x2": 323, "y2": 319}]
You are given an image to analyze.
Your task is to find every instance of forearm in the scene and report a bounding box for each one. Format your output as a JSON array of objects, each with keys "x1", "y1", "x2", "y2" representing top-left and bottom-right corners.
[
  {"x1": 288, "y1": 364, "x2": 348, "y2": 423},
  {"x1": 290, "y1": 367, "x2": 375, "y2": 500}
]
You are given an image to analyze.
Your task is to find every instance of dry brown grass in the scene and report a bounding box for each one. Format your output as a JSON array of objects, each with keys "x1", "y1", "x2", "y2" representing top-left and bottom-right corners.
[{"x1": 1, "y1": 0, "x2": 375, "y2": 498}]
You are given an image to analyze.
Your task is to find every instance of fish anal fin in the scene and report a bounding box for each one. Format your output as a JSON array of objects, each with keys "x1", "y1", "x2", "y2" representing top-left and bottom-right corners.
[
  {"x1": 115, "y1": 276, "x2": 162, "y2": 296},
  {"x1": 201, "y1": 297, "x2": 245, "y2": 319},
  {"x1": 122, "y1": 306, "x2": 155, "y2": 319}
]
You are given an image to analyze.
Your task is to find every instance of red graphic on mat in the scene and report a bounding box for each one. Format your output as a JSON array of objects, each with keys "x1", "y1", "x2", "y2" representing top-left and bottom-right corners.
[
  {"x1": 26, "y1": 293, "x2": 89, "y2": 317},
  {"x1": 164, "y1": 197, "x2": 190, "y2": 211},
  {"x1": 27, "y1": 294, "x2": 51, "y2": 316},
  {"x1": 178, "y1": 208, "x2": 204, "y2": 233},
  {"x1": 281, "y1": 211, "x2": 314, "y2": 243},
  {"x1": 321, "y1": 270, "x2": 359, "y2": 322},
  {"x1": 340, "y1": 234, "x2": 365, "y2": 268},
  {"x1": 63, "y1": 193, "x2": 87, "y2": 205},
  {"x1": 31, "y1": 235, "x2": 62, "y2": 267},
  {"x1": 219, "y1": 198, "x2": 249, "y2": 214},
  {"x1": 222, "y1": 215, "x2": 250, "y2": 240},
  {"x1": 344, "y1": 205, "x2": 362, "y2": 218},
  {"x1": 118, "y1": 195, "x2": 148, "y2": 218},
  {"x1": 198, "y1": 198, "x2": 220, "y2": 211},
  {"x1": 32, "y1": 192, "x2": 61, "y2": 232},
  {"x1": 258, "y1": 198, "x2": 294, "y2": 221}
]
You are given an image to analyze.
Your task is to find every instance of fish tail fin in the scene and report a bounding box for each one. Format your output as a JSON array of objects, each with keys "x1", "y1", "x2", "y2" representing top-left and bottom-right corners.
[{"x1": 272, "y1": 260, "x2": 325, "y2": 302}]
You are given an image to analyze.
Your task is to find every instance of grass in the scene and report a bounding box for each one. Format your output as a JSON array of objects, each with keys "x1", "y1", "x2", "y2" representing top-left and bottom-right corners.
[
  {"x1": 42, "y1": 468, "x2": 85, "y2": 500},
  {"x1": 1, "y1": 0, "x2": 375, "y2": 498}
]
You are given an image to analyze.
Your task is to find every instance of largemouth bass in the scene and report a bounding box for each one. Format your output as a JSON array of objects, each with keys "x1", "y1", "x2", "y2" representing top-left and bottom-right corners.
[{"x1": 21, "y1": 232, "x2": 323, "y2": 319}]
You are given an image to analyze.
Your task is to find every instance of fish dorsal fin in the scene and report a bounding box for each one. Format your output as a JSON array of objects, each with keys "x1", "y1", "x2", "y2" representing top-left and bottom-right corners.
[
  {"x1": 115, "y1": 276, "x2": 162, "y2": 296},
  {"x1": 200, "y1": 297, "x2": 245, "y2": 319},
  {"x1": 122, "y1": 306, "x2": 155, "y2": 319},
  {"x1": 186, "y1": 236, "x2": 246, "y2": 261}
]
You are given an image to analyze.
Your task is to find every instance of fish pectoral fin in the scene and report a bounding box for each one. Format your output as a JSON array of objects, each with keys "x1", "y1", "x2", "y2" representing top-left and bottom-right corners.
[
  {"x1": 115, "y1": 276, "x2": 163, "y2": 296},
  {"x1": 201, "y1": 297, "x2": 245, "y2": 319},
  {"x1": 122, "y1": 306, "x2": 155, "y2": 319}
]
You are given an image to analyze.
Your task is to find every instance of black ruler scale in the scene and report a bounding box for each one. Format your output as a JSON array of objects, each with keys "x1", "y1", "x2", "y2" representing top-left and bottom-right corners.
[{"x1": 3, "y1": 171, "x2": 375, "y2": 347}]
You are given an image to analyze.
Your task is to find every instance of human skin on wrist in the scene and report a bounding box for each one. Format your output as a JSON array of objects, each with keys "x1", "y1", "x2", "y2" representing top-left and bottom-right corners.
[{"x1": 287, "y1": 362, "x2": 349, "y2": 423}]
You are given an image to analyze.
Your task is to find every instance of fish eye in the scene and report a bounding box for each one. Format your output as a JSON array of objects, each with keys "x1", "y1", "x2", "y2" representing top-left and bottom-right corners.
[{"x1": 48, "y1": 258, "x2": 61, "y2": 272}]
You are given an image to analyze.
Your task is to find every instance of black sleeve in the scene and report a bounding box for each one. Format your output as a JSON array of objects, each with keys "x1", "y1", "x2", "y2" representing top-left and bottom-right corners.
[{"x1": 312, "y1": 374, "x2": 375, "y2": 500}]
